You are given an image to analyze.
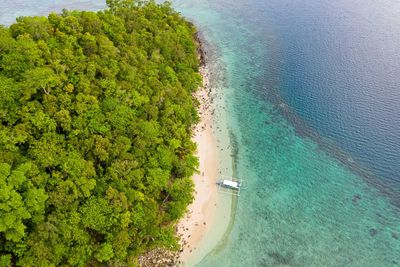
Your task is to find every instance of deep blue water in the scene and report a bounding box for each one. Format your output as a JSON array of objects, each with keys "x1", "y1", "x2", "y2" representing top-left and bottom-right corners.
[
  {"x1": 1, "y1": 0, "x2": 400, "y2": 266},
  {"x1": 204, "y1": 0, "x2": 400, "y2": 193},
  {"x1": 174, "y1": 0, "x2": 400, "y2": 265},
  {"x1": 1, "y1": 0, "x2": 398, "y2": 197},
  {"x1": 265, "y1": 0, "x2": 400, "y2": 191}
]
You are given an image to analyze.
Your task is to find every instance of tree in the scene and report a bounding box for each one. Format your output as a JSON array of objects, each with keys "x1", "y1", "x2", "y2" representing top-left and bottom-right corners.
[{"x1": 0, "y1": 0, "x2": 201, "y2": 265}]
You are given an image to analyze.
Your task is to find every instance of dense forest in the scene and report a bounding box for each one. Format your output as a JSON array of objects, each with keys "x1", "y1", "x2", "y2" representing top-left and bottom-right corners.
[{"x1": 0, "y1": 0, "x2": 202, "y2": 265}]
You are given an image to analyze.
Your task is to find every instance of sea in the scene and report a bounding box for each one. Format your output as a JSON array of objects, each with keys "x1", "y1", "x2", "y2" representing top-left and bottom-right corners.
[{"x1": 1, "y1": 0, "x2": 400, "y2": 266}]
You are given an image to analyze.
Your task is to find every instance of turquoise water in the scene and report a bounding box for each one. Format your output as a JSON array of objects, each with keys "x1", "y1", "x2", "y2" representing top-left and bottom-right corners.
[
  {"x1": 172, "y1": 0, "x2": 400, "y2": 266},
  {"x1": 0, "y1": 0, "x2": 104, "y2": 26},
  {"x1": 1, "y1": 0, "x2": 400, "y2": 266}
]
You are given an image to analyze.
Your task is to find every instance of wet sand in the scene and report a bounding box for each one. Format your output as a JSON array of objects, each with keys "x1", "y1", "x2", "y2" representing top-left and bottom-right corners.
[{"x1": 177, "y1": 63, "x2": 233, "y2": 266}]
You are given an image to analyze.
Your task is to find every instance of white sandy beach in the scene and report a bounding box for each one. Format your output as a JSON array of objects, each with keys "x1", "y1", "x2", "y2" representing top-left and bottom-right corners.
[{"x1": 177, "y1": 65, "x2": 233, "y2": 266}]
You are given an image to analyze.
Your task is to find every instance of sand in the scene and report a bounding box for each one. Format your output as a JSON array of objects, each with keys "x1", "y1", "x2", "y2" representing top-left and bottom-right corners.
[
  {"x1": 176, "y1": 64, "x2": 233, "y2": 266},
  {"x1": 139, "y1": 39, "x2": 233, "y2": 267}
]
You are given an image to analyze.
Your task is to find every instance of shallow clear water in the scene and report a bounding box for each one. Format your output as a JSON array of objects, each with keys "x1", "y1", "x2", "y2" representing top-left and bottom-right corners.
[
  {"x1": 174, "y1": 0, "x2": 400, "y2": 266},
  {"x1": 1, "y1": 0, "x2": 400, "y2": 266}
]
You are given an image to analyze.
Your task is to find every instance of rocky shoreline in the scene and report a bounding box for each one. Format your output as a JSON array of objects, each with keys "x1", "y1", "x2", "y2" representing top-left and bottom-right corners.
[{"x1": 138, "y1": 248, "x2": 180, "y2": 267}]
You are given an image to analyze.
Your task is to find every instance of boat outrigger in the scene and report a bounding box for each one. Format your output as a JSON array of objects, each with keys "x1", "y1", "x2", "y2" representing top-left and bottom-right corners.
[{"x1": 216, "y1": 175, "x2": 244, "y2": 196}]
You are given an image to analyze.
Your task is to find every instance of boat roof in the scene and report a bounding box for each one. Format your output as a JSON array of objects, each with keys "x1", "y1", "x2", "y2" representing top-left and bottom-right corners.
[{"x1": 222, "y1": 179, "x2": 239, "y2": 188}]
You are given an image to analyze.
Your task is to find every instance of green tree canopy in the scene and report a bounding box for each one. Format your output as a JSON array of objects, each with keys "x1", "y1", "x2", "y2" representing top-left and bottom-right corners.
[{"x1": 0, "y1": 0, "x2": 201, "y2": 265}]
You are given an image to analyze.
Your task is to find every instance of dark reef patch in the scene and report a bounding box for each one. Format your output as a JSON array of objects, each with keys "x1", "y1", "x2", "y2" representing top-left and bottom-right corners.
[
  {"x1": 352, "y1": 194, "x2": 361, "y2": 203},
  {"x1": 369, "y1": 228, "x2": 378, "y2": 237},
  {"x1": 268, "y1": 251, "x2": 293, "y2": 265}
]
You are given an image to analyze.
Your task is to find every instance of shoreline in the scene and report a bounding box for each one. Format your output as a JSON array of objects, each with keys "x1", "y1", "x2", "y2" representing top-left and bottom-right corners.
[
  {"x1": 176, "y1": 64, "x2": 219, "y2": 262},
  {"x1": 176, "y1": 35, "x2": 234, "y2": 266},
  {"x1": 138, "y1": 33, "x2": 234, "y2": 267}
]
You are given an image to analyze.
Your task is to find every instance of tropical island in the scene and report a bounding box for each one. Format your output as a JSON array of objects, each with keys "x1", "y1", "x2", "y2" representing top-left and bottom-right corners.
[{"x1": 0, "y1": 0, "x2": 205, "y2": 265}]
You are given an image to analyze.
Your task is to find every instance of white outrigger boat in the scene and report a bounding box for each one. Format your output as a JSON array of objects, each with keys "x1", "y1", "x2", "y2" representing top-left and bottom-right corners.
[{"x1": 216, "y1": 175, "x2": 244, "y2": 196}]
